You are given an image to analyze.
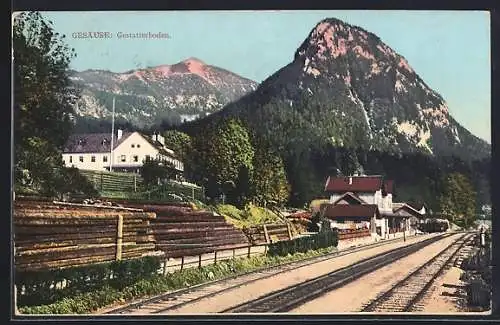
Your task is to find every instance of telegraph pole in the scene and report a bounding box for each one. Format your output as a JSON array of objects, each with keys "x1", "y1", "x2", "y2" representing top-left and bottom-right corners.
[{"x1": 109, "y1": 97, "x2": 115, "y2": 172}]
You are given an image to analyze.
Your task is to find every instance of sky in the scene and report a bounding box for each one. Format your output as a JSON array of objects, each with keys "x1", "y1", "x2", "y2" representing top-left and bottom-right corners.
[{"x1": 39, "y1": 11, "x2": 491, "y2": 143}]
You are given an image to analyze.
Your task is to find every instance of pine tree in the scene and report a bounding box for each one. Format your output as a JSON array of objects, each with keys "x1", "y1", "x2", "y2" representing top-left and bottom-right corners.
[
  {"x1": 438, "y1": 172, "x2": 477, "y2": 228},
  {"x1": 13, "y1": 12, "x2": 95, "y2": 197}
]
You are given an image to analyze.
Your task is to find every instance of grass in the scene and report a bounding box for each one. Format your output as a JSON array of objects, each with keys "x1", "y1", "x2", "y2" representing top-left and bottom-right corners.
[
  {"x1": 214, "y1": 203, "x2": 283, "y2": 228},
  {"x1": 19, "y1": 245, "x2": 337, "y2": 315}
]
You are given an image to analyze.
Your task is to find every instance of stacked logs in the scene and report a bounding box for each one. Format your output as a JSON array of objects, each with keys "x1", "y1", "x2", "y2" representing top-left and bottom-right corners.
[
  {"x1": 13, "y1": 200, "x2": 161, "y2": 272},
  {"x1": 244, "y1": 223, "x2": 292, "y2": 245},
  {"x1": 103, "y1": 202, "x2": 251, "y2": 258}
]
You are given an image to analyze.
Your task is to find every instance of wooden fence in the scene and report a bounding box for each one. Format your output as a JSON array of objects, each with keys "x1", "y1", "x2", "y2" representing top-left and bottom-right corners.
[
  {"x1": 161, "y1": 244, "x2": 268, "y2": 274},
  {"x1": 243, "y1": 223, "x2": 293, "y2": 245},
  {"x1": 79, "y1": 170, "x2": 205, "y2": 202},
  {"x1": 13, "y1": 200, "x2": 162, "y2": 272},
  {"x1": 79, "y1": 170, "x2": 143, "y2": 192}
]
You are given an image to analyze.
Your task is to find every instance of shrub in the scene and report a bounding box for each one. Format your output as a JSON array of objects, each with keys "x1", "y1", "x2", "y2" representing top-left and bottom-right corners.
[
  {"x1": 140, "y1": 158, "x2": 176, "y2": 189},
  {"x1": 19, "y1": 246, "x2": 336, "y2": 314},
  {"x1": 15, "y1": 256, "x2": 162, "y2": 307},
  {"x1": 308, "y1": 212, "x2": 321, "y2": 232},
  {"x1": 267, "y1": 226, "x2": 338, "y2": 257}
]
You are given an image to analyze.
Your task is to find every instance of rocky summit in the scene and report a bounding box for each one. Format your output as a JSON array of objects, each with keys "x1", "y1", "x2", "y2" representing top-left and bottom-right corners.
[
  {"x1": 69, "y1": 57, "x2": 258, "y2": 127},
  {"x1": 187, "y1": 18, "x2": 490, "y2": 161}
]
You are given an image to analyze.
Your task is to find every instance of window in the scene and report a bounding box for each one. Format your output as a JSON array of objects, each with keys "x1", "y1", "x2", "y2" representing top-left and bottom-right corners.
[
  {"x1": 145, "y1": 155, "x2": 150, "y2": 161},
  {"x1": 103, "y1": 156, "x2": 108, "y2": 162},
  {"x1": 69, "y1": 156, "x2": 73, "y2": 163},
  {"x1": 79, "y1": 156, "x2": 84, "y2": 162},
  {"x1": 91, "y1": 156, "x2": 96, "y2": 162},
  {"x1": 133, "y1": 155, "x2": 139, "y2": 162},
  {"x1": 137, "y1": 144, "x2": 141, "y2": 148},
  {"x1": 131, "y1": 144, "x2": 135, "y2": 148},
  {"x1": 120, "y1": 155, "x2": 126, "y2": 162}
]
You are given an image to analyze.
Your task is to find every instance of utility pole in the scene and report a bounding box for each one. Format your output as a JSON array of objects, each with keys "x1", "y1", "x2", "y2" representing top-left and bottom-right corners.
[{"x1": 109, "y1": 97, "x2": 115, "y2": 172}]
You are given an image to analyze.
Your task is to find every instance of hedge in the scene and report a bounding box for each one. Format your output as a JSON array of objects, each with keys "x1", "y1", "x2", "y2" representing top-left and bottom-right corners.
[
  {"x1": 16, "y1": 255, "x2": 162, "y2": 307},
  {"x1": 267, "y1": 226, "x2": 338, "y2": 257},
  {"x1": 19, "y1": 246, "x2": 336, "y2": 314}
]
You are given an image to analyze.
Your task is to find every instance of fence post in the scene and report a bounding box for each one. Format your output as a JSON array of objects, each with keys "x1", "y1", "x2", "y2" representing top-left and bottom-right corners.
[
  {"x1": 247, "y1": 245, "x2": 251, "y2": 258},
  {"x1": 100, "y1": 172, "x2": 103, "y2": 191},
  {"x1": 232, "y1": 248, "x2": 236, "y2": 259},
  {"x1": 180, "y1": 256, "x2": 184, "y2": 271},
  {"x1": 134, "y1": 174, "x2": 137, "y2": 192},
  {"x1": 198, "y1": 254, "x2": 202, "y2": 268},
  {"x1": 214, "y1": 251, "x2": 218, "y2": 264},
  {"x1": 287, "y1": 223, "x2": 292, "y2": 240},
  {"x1": 116, "y1": 214, "x2": 123, "y2": 261},
  {"x1": 263, "y1": 224, "x2": 270, "y2": 244},
  {"x1": 163, "y1": 258, "x2": 168, "y2": 276}
]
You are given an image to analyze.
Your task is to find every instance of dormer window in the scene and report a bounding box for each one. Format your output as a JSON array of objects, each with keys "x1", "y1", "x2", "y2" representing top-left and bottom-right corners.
[{"x1": 102, "y1": 138, "x2": 108, "y2": 146}]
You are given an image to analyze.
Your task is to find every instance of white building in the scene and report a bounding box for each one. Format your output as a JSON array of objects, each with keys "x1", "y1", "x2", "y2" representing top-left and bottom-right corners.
[
  {"x1": 325, "y1": 175, "x2": 394, "y2": 214},
  {"x1": 62, "y1": 129, "x2": 184, "y2": 174},
  {"x1": 322, "y1": 175, "x2": 423, "y2": 239}
]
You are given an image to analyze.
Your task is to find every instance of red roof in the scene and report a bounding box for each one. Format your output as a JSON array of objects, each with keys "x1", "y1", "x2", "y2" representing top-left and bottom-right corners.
[
  {"x1": 321, "y1": 204, "x2": 379, "y2": 218},
  {"x1": 325, "y1": 176, "x2": 384, "y2": 193}
]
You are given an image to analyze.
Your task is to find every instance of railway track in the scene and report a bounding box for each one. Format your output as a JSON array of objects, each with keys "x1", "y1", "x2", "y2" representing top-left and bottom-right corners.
[
  {"x1": 359, "y1": 233, "x2": 474, "y2": 313},
  {"x1": 221, "y1": 233, "x2": 456, "y2": 313},
  {"x1": 103, "y1": 233, "x2": 445, "y2": 314}
]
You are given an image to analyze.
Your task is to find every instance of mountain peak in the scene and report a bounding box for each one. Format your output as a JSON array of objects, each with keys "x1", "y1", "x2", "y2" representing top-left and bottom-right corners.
[
  {"x1": 182, "y1": 57, "x2": 205, "y2": 65},
  {"x1": 296, "y1": 17, "x2": 393, "y2": 63},
  {"x1": 71, "y1": 57, "x2": 258, "y2": 127},
  {"x1": 195, "y1": 17, "x2": 489, "y2": 161}
]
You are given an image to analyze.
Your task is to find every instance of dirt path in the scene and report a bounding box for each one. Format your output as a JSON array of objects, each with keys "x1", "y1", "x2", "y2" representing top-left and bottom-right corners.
[{"x1": 151, "y1": 233, "x2": 443, "y2": 314}]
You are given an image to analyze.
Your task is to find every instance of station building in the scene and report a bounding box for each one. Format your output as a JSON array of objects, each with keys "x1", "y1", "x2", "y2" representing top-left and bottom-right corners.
[{"x1": 320, "y1": 175, "x2": 425, "y2": 240}]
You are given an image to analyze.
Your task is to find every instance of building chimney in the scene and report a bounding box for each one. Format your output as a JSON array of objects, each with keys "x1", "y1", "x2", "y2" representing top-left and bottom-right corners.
[
  {"x1": 349, "y1": 177, "x2": 352, "y2": 185},
  {"x1": 117, "y1": 129, "x2": 123, "y2": 140}
]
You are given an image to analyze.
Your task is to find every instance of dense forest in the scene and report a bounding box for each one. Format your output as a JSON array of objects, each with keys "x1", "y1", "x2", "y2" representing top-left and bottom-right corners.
[
  {"x1": 176, "y1": 88, "x2": 490, "y2": 214},
  {"x1": 73, "y1": 84, "x2": 490, "y2": 220}
]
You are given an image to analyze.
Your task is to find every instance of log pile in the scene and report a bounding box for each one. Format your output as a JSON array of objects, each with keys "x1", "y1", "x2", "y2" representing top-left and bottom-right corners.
[
  {"x1": 107, "y1": 203, "x2": 251, "y2": 258},
  {"x1": 244, "y1": 223, "x2": 292, "y2": 245},
  {"x1": 13, "y1": 200, "x2": 161, "y2": 272}
]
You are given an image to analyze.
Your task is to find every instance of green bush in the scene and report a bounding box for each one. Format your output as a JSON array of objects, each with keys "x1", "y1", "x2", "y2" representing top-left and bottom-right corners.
[
  {"x1": 19, "y1": 246, "x2": 336, "y2": 314},
  {"x1": 308, "y1": 212, "x2": 321, "y2": 232},
  {"x1": 267, "y1": 225, "x2": 338, "y2": 257},
  {"x1": 16, "y1": 256, "x2": 162, "y2": 307}
]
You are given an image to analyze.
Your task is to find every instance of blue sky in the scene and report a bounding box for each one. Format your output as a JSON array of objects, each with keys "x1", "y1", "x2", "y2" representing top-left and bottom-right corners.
[{"x1": 40, "y1": 10, "x2": 491, "y2": 143}]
